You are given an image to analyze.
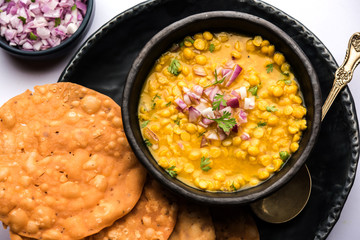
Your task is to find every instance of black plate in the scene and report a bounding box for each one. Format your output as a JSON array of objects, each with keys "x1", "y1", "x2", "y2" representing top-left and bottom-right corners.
[{"x1": 58, "y1": 0, "x2": 360, "y2": 239}]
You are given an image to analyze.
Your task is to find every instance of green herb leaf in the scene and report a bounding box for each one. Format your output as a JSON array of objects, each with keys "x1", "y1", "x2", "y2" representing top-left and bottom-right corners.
[
  {"x1": 179, "y1": 41, "x2": 184, "y2": 47},
  {"x1": 266, "y1": 63, "x2": 274, "y2": 73},
  {"x1": 184, "y1": 37, "x2": 194, "y2": 44},
  {"x1": 209, "y1": 111, "x2": 236, "y2": 133},
  {"x1": 257, "y1": 121, "x2": 267, "y2": 127},
  {"x1": 31, "y1": 0, "x2": 35, "y2": 2},
  {"x1": 5, "y1": 0, "x2": 10, "y2": 2},
  {"x1": 165, "y1": 101, "x2": 172, "y2": 107},
  {"x1": 279, "y1": 151, "x2": 290, "y2": 161},
  {"x1": 144, "y1": 139, "x2": 152, "y2": 147},
  {"x1": 209, "y1": 43, "x2": 215, "y2": 53},
  {"x1": 141, "y1": 120, "x2": 150, "y2": 128},
  {"x1": 152, "y1": 93, "x2": 161, "y2": 101},
  {"x1": 212, "y1": 93, "x2": 227, "y2": 111},
  {"x1": 198, "y1": 131, "x2": 207, "y2": 137},
  {"x1": 174, "y1": 117, "x2": 180, "y2": 126},
  {"x1": 18, "y1": 16, "x2": 26, "y2": 24},
  {"x1": 55, "y1": 18, "x2": 61, "y2": 27},
  {"x1": 230, "y1": 181, "x2": 237, "y2": 191},
  {"x1": 248, "y1": 85, "x2": 258, "y2": 96},
  {"x1": 166, "y1": 166, "x2": 178, "y2": 178},
  {"x1": 266, "y1": 106, "x2": 278, "y2": 112},
  {"x1": 168, "y1": 59, "x2": 181, "y2": 76},
  {"x1": 200, "y1": 156, "x2": 212, "y2": 172},
  {"x1": 71, "y1": 4, "x2": 77, "y2": 11},
  {"x1": 278, "y1": 79, "x2": 292, "y2": 85},
  {"x1": 151, "y1": 102, "x2": 156, "y2": 110},
  {"x1": 29, "y1": 32, "x2": 37, "y2": 40},
  {"x1": 204, "y1": 69, "x2": 226, "y2": 88}
]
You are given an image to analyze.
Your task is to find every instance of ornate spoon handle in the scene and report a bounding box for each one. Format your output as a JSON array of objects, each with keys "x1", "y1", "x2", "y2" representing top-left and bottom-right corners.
[{"x1": 322, "y1": 32, "x2": 360, "y2": 121}]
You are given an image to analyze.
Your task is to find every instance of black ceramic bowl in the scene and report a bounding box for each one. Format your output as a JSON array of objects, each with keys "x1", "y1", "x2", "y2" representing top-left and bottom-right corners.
[
  {"x1": 123, "y1": 11, "x2": 322, "y2": 205},
  {"x1": 0, "y1": 0, "x2": 94, "y2": 60}
]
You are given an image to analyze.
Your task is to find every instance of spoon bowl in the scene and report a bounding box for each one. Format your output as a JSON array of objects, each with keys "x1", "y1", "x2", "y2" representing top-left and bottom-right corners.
[{"x1": 250, "y1": 165, "x2": 311, "y2": 223}]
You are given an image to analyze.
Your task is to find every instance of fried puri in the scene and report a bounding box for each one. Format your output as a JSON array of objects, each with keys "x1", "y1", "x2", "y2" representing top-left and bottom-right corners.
[
  {"x1": 169, "y1": 203, "x2": 215, "y2": 240},
  {"x1": 88, "y1": 178, "x2": 178, "y2": 240},
  {"x1": 0, "y1": 83, "x2": 147, "y2": 240}
]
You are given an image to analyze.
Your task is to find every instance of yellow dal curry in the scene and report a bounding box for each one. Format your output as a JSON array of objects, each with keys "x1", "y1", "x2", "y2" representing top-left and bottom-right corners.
[{"x1": 138, "y1": 32, "x2": 307, "y2": 192}]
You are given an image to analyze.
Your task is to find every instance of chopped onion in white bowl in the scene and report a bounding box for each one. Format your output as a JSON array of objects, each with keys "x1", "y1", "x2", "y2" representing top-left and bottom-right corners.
[{"x1": 0, "y1": 0, "x2": 87, "y2": 51}]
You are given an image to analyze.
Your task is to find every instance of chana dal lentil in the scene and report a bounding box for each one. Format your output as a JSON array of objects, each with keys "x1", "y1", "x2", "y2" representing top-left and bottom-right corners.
[{"x1": 138, "y1": 32, "x2": 307, "y2": 192}]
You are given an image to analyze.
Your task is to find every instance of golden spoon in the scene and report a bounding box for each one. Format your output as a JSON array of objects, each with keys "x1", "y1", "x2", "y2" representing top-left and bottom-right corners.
[{"x1": 251, "y1": 32, "x2": 360, "y2": 223}]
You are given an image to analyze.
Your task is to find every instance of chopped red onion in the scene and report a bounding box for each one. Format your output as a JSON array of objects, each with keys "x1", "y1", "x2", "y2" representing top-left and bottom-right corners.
[
  {"x1": 209, "y1": 86, "x2": 220, "y2": 102},
  {"x1": 200, "y1": 107, "x2": 216, "y2": 119},
  {"x1": 241, "y1": 133, "x2": 250, "y2": 140},
  {"x1": 238, "y1": 86, "x2": 247, "y2": 99},
  {"x1": 144, "y1": 128, "x2": 159, "y2": 142},
  {"x1": 193, "y1": 66, "x2": 207, "y2": 76},
  {"x1": 188, "y1": 106, "x2": 201, "y2": 123},
  {"x1": 231, "y1": 90, "x2": 240, "y2": 99},
  {"x1": 0, "y1": 0, "x2": 88, "y2": 51},
  {"x1": 193, "y1": 85, "x2": 204, "y2": 96},
  {"x1": 224, "y1": 59, "x2": 236, "y2": 69},
  {"x1": 202, "y1": 117, "x2": 214, "y2": 125},
  {"x1": 217, "y1": 128, "x2": 227, "y2": 140},
  {"x1": 204, "y1": 86, "x2": 214, "y2": 97},
  {"x1": 182, "y1": 87, "x2": 190, "y2": 93},
  {"x1": 174, "y1": 98, "x2": 187, "y2": 110},
  {"x1": 238, "y1": 109, "x2": 248, "y2": 123},
  {"x1": 195, "y1": 102, "x2": 208, "y2": 112},
  {"x1": 220, "y1": 106, "x2": 233, "y2": 116},
  {"x1": 222, "y1": 68, "x2": 232, "y2": 76},
  {"x1": 226, "y1": 64, "x2": 243, "y2": 87},
  {"x1": 207, "y1": 131, "x2": 219, "y2": 140},
  {"x1": 183, "y1": 94, "x2": 191, "y2": 105},
  {"x1": 244, "y1": 97, "x2": 255, "y2": 109},
  {"x1": 177, "y1": 142, "x2": 184, "y2": 150},
  {"x1": 200, "y1": 136, "x2": 209, "y2": 148},
  {"x1": 232, "y1": 124, "x2": 238, "y2": 133},
  {"x1": 226, "y1": 98, "x2": 239, "y2": 108}
]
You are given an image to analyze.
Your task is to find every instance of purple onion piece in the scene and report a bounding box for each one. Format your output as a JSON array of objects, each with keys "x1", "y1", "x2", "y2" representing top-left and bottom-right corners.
[
  {"x1": 188, "y1": 106, "x2": 201, "y2": 123},
  {"x1": 226, "y1": 98, "x2": 239, "y2": 108},
  {"x1": 226, "y1": 64, "x2": 243, "y2": 87}
]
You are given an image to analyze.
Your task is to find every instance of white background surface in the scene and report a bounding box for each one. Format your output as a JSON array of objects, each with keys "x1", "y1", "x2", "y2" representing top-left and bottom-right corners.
[{"x1": 0, "y1": 0, "x2": 359, "y2": 239}]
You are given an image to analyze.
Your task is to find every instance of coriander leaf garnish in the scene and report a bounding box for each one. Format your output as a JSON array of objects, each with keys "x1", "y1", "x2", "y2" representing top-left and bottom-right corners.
[
  {"x1": 278, "y1": 79, "x2": 292, "y2": 85},
  {"x1": 209, "y1": 43, "x2": 215, "y2": 53},
  {"x1": 200, "y1": 156, "x2": 212, "y2": 172},
  {"x1": 165, "y1": 101, "x2": 172, "y2": 107},
  {"x1": 18, "y1": 16, "x2": 26, "y2": 24},
  {"x1": 230, "y1": 181, "x2": 237, "y2": 191},
  {"x1": 279, "y1": 151, "x2": 290, "y2": 161},
  {"x1": 151, "y1": 102, "x2": 156, "y2": 109},
  {"x1": 184, "y1": 37, "x2": 194, "y2": 44},
  {"x1": 209, "y1": 111, "x2": 236, "y2": 133},
  {"x1": 168, "y1": 59, "x2": 181, "y2": 76},
  {"x1": 141, "y1": 120, "x2": 150, "y2": 128},
  {"x1": 166, "y1": 166, "x2": 178, "y2": 178},
  {"x1": 212, "y1": 93, "x2": 227, "y2": 111},
  {"x1": 29, "y1": 32, "x2": 37, "y2": 40},
  {"x1": 266, "y1": 106, "x2": 278, "y2": 112},
  {"x1": 144, "y1": 139, "x2": 152, "y2": 147},
  {"x1": 174, "y1": 117, "x2": 180, "y2": 126},
  {"x1": 71, "y1": 4, "x2": 77, "y2": 11},
  {"x1": 152, "y1": 93, "x2": 161, "y2": 101},
  {"x1": 257, "y1": 121, "x2": 267, "y2": 127},
  {"x1": 55, "y1": 18, "x2": 61, "y2": 27},
  {"x1": 198, "y1": 131, "x2": 207, "y2": 137},
  {"x1": 248, "y1": 85, "x2": 258, "y2": 97},
  {"x1": 204, "y1": 69, "x2": 226, "y2": 88},
  {"x1": 266, "y1": 63, "x2": 274, "y2": 73}
]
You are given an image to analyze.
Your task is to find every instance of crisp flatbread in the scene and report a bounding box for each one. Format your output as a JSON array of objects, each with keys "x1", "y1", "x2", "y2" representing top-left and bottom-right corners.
[
  {"x1": 87, "y1": 178, "x2": 178, "y2": 240},
  {"x1": 169, "y1": 203, "x2": 215, "y2": 240},
  {"x1": 0, "y1": 83, "x2": 147, "y2": 240}
]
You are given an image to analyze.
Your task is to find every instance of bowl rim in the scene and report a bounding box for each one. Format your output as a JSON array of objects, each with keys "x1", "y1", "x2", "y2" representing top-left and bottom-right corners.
[
  {"x1": 0, "y1": 0, "x2": 94, "y2": 56},
  {"x1": 122, "y1": 11, "x2": 322, "y2": 205}
]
